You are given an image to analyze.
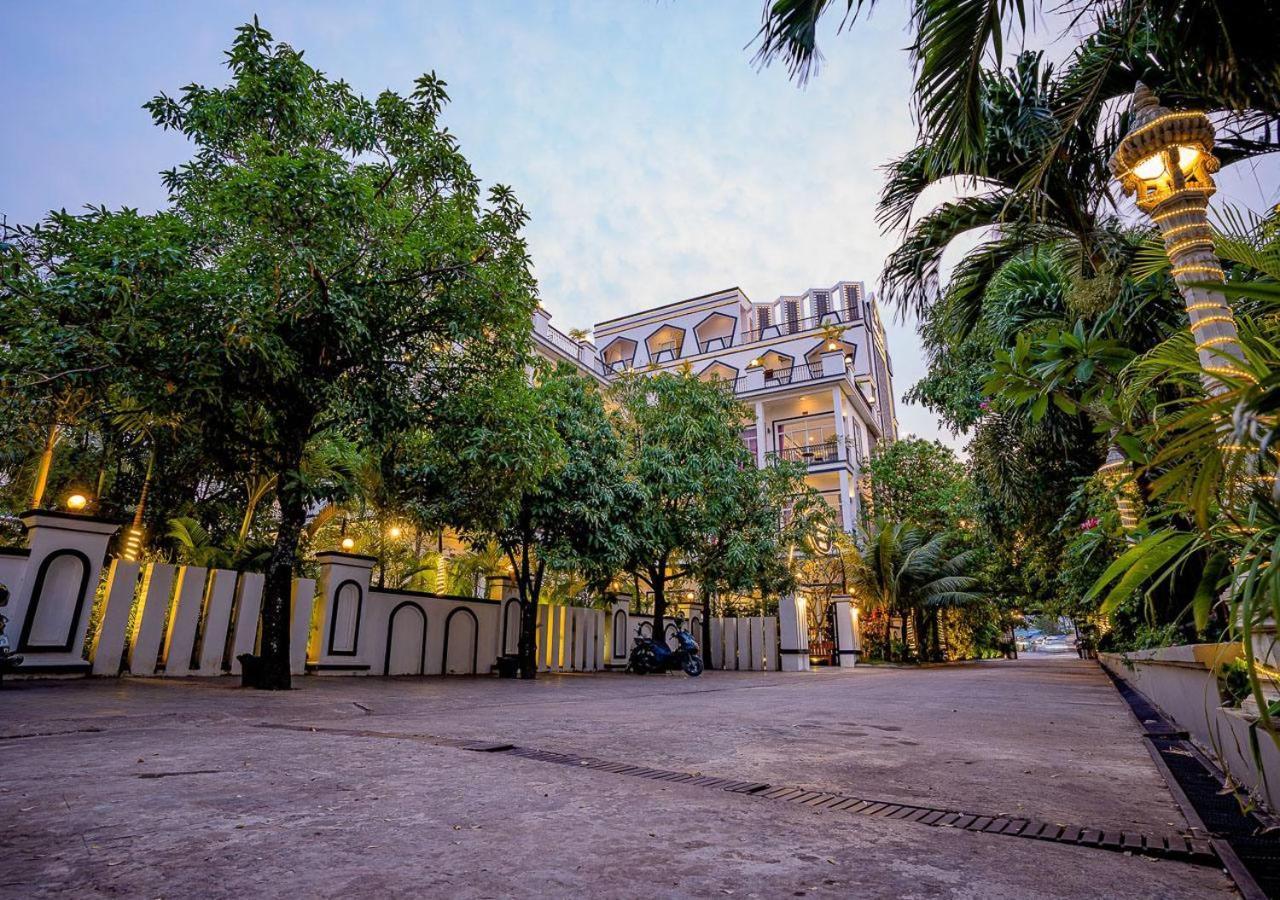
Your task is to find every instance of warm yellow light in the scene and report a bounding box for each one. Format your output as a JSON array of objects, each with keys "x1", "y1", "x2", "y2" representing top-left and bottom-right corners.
[
  {"x1": 1132, "y1": 153, "x2": 1167, "y2": 181},
  {"x1": 340, "y1": 537, "x2": 356, "y2": 551},
  {"x1": 826, "y1": 342, "x2": 838, "y2": 351},
  {"x1": 749, "y1": 358, "x2": 762, "y2": 367},
  {"x1": 387, "y1": 525, "x2": 403, "y2": 540},
  {"x1": 1175, "y1": 145, "x2": 1200, "y2": 173},
  {"x1": 65, "y1": 493, "x2": 88, "y2": 511},
  {"x1": 120, "y1": 526, "x2": 144, "y2": 562}
]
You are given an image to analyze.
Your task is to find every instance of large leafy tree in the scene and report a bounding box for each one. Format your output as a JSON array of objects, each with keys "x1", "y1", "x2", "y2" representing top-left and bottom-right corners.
[
  {"x1": 4, "y1": 21, "x2": 537, "y2": 688},
  {"x1": 401, "y1": 363, "x2": 632, "y2": 678},
  {"x1": 681, "y1": 456, "x2": 835, "y2": 667},
  {"x1": 609, "y1": 373, "x2": 768, "y2": 634},
  {"x1": 863, "y1": 437, "x2": 974, "y2": 533}
]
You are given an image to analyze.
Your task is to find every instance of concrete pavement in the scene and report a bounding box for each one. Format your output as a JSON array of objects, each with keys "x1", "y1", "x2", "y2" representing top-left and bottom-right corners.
[{"x1": 0, "y1": 658, "x2": 1234, "y2": 898}]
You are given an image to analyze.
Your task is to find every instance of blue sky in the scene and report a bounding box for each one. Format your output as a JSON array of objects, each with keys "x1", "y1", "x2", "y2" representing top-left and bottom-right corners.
[{"x1": 4, "y1": 2, "x2": 1277, "y2": 449}]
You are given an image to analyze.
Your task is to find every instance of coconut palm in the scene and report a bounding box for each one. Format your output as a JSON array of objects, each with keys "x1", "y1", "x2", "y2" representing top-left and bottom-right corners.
[
  {"x1": 843, "y1": 520, "x2": 983, "y2": 661},
  {"x1": 752, "y1": 1, "x2": 1280, "y2": 172}
]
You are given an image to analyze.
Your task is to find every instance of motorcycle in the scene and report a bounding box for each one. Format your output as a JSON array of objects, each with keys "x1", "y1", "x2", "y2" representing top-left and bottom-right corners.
[
  {"x1": 627, "y1": 619, "x2": 703, "y2": 677},
  {"x1": 0, "y1": 584, "x2": 23, "y2": 687}
]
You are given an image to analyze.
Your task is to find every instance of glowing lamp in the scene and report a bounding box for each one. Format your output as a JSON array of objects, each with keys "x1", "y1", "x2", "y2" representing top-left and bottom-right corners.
[
  {"x1": 340, "y1": 537, "x2": 356, "y2": 551},
  {"x1": 65, "y1": 493, "x2": 88, "y2": 512},
  {"x1": 1110, "y1": 83, "x2": 1243, "y2": 389},
  {"x1": 387, "y1": 525, "x2": 403, "y2": 540}
]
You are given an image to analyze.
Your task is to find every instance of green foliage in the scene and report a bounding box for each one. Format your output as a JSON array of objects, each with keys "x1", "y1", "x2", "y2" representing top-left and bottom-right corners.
[{"x1": 864, "y1": 437, "x2": 974, "y2": 533}]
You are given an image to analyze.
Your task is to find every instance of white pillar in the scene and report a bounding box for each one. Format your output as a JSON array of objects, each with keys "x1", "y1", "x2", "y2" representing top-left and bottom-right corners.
[
  {"x1": 754, "y1": 401, "x2": 767, "y2": 468},
  {"x1": 831, "y1": 386, "x2": 846, "y2": 444},
  {"x1": 832, "y1": 596, "x2": 858, "y2": 668},
  {"x1": 778, "y1": 593, "x2": 810, "y2": 672},
  {"x1": 7, "y1": 510, "x2": 120, "y2": 675},
  {"x1": 311, "y1": 550, "x2": 376, "y2": 674},
  {"x1": 838, "y1": 468, "x2": 855, "y2": 533}
]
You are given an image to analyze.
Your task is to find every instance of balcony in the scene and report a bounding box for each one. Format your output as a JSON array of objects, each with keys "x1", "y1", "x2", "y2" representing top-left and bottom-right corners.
[
  {"x1": 738, "y1": 308, "x2": 860, "y2": 347},
  {"x1": 732, "y1": 361, "x2": 832, "y2": 395},
  {"x1": 766, "y1": 437, "x2": 860, "y2": 469}
]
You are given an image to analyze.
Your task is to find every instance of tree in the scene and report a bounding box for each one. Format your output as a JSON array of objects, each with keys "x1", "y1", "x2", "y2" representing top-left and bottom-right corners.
[
  {"x1": 609, "y1": 372, "x2": 765, "y2": 635},
  {"x1": 844, "y1": 520, "x2": 982, "y2": 662},
  {"x1": 3, "y1": 20, "x2": 537, "y2": 688},
  {"x1": 681, "y1": 457, "x2": 835, "y2": 667},
  {"x1": 863, "y1": 437, "x2": 974, "y2": 533},
  {"x1": 402, "y1": 363, "x2": 632, "y2": 678}
]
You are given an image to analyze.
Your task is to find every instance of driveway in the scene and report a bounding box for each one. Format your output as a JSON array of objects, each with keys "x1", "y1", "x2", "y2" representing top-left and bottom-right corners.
[{"x1": 0, "y1": 659, "x2": 1233, "y2": 898}]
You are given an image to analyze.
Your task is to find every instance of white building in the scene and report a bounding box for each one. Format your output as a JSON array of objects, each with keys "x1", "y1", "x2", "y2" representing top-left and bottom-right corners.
[{"x1": 531, "y1": 280, "x2": 898, "y2": 534}]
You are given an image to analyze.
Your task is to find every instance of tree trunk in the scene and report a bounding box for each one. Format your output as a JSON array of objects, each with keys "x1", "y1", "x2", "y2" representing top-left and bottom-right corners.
[
  {"x1": 245, "y1": 443, "x2": 307, "y2": 690},
  {"x1": 30, "y1": 422, "x2": 60, "y2": 508},
  {"x1": 700, "y1": 586, "x2": 714, "y2": 669},
  {"x1": 132, "y1": 448, "x2": 155, "y2": 529},
  {"x1": 650, "y1": 567, "x2": 666, "y2": 640},
  {"x1": 516, "y1": 542, "x2": 543, "y2": 679}
]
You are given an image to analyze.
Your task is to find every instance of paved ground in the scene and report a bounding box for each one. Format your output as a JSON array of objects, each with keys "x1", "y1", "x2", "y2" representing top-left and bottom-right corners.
[{"x1": 0, "y1": 658, "x2": 1235, "y2": 898}]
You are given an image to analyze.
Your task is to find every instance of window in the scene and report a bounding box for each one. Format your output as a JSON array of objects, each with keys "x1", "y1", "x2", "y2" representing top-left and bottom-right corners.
[
  {"x1": 740, "y1": 428, "x2": 758, "y2": 459},
  {"x1": 813, "y1": 290, "x2": 831, "y2": 320},
  {"x1": 776, "y1": 418, "x2": 838, "y2": 462},
  {"x1": 844, "y1": 284, "x2": 862, "y2": 320}
]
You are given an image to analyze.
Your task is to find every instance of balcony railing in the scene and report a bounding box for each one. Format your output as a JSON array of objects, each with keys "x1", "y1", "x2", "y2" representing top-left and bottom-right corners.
[
  {"x1": 733, "y1": 362, "x2": 827, "y2": 394},
  {"x1": 738, "y1": 307, "x2": 859, "y2": 346},
  {"x1": 766, "y1": 437, "x2": 860, "y2": 468}
]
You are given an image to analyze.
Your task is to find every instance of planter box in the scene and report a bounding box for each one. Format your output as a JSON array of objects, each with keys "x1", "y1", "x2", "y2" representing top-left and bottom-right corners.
[{"x1": 1100, "y1": 643, "x2": 1279, "y2": 814}]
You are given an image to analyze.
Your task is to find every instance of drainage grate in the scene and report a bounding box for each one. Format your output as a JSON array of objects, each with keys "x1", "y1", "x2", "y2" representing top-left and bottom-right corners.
[
  {"x1": 264, "y1": 722, "x2": 1217, "y2": 867},
  {"x1": 1103, "y1": 667, "x2": 1280, "y2": 898}
]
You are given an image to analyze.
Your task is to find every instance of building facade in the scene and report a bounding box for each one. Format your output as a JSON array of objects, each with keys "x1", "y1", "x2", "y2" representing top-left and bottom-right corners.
[{"x1": 531, "y1": 280, "x2": 898, "y2": 535}]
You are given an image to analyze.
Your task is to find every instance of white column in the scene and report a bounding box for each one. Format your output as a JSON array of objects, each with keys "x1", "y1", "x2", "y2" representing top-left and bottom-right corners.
[
  {"x1": 832, "y1": 596, "x2": 858, "y2": 668},
  {"x1": 831, "y1": 387, "x2": 847, "y2": 460},
  {"x1": 754, "y1": 401, "x2": 767, "y2": 468},
  {"x1": 838, "y1": 468, "x2": 855, "y2": 533},
  {"x1": 8, "y1": 510, "x2": 121, "y2": 675},
  {"x1": 778, "y1": 593, "x2": 810, "y2": 672}
]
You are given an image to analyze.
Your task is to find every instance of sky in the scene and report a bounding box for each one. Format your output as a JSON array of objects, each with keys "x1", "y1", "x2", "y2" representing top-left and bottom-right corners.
[{"x1": 3, "y1": 2, "x2": 1277, "y2": 450}]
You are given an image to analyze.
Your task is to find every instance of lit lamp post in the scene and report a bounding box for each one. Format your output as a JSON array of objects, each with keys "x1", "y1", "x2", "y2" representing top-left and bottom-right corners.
[{"x1": 1109, "y1": 83, "x2": 1246, "y2": 390}]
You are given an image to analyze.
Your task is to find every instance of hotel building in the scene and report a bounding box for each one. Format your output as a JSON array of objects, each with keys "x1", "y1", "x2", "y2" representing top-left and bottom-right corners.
[{"x1": 530, "y1": 280, "x2": 898, "y2": 534}]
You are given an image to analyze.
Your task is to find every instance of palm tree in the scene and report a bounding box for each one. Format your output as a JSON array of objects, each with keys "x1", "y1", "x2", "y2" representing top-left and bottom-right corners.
[
  {"x1": 752, "y1": 1, "x2": 1280, "y2": 172},
  {"x1": 843, "y1": 520, "x2": 983, "y2": 661}
]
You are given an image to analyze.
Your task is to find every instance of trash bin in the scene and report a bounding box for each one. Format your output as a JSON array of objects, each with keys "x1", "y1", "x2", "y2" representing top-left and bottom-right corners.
[{"x1": 497, "y1": 655, "x2": 519, "y2": 678}]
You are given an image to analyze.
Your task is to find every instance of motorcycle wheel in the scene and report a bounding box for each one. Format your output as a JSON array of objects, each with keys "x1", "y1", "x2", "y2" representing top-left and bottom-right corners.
[
  {"x1": 629, "y1": 644, "x2": 658, "y2": 674},
  {"x1": 682, "y1": 655, "x2": 704, "y2": 677}
]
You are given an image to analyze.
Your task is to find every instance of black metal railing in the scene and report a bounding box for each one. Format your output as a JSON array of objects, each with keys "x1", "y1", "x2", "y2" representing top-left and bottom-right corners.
[
  {"x1": 738, "y1": 308, "x2": 855, "y2": 345},
  {"x1": 732, "y1": 362, "x2": 830, "y2": 393},
  {"x1": 767, "y1": 438, "x2": 842, "y2": 465}
]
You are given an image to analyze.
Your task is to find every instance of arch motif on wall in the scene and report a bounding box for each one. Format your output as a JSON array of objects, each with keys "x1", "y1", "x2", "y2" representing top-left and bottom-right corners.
[
  {"x1": 327, "y1": 579, "x2": 363, "y2": 656},
  {"x1": 502, "y1": 598, "x2": 521, "y2": 656},
  {"x1": 441, "y1": 606, "x2": 480, "y2": 675},
  {"x1": 611, "y1": 609, "x2": 628, "y2": 659},
  {"x1": 383, "y1": 601, "x2": 427, "y2": 676},
  {"x1": 18, "y1": 548, "x2": 91, "y2": 653},
  {"x1": 637, "y1": 620, "x2": 653, "y2": 638}
]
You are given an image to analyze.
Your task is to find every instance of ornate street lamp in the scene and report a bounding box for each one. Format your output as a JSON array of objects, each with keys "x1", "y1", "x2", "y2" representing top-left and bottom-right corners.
[{"x1": 1109, "y1": 83, "x2": 1247, "y2": 389}]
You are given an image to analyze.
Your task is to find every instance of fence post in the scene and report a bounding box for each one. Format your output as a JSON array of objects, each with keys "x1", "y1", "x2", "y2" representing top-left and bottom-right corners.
[
  {"x1": 7, "y1": 510, "x2": 120, "y2": 675},
  {"x1": 89, "y1": 559, "x2": 141, "y2": 676},
  {"x1": 832, "y1": 595, "x2": 859, "y2": 668},
  {"x1": 310, "y1": 551, "x2": 375, "y2": 673},
  {"x1": 778, "y1": 593, "x2": 810, "y2": 672}
]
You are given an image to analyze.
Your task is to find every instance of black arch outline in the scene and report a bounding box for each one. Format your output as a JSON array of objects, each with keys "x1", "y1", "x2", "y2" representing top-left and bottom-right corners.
[
  {"x1": 383, "y1": 601, "x2": 427, "y2": 676},
  {"x1": 692, "y1": 311, "x2": 737, "y2": 353},
  {"x1": 643, "y1": 322, "x2": 687, "y2": 363},
  {"x1": 611, "y1": 609, "x2": 628, "y2": 659},
  {"x1": 441, "y1": 606, "x2": 480, "y2": 675},
  {"x1": 18, "y1": 548, "x2": 91, "y2": 653},
  {"x1": 501, "y1": 597, "x2": 521, "y2": 655},
  {"x1": 327, "y1": 579, "x2": 363, "y2": 656},
  {"x1": 600, "y1": 336, "x2": 637, "y2": 371},
  {"x1": 697, "y1": 360, "x2": 740, "y2": 382}
]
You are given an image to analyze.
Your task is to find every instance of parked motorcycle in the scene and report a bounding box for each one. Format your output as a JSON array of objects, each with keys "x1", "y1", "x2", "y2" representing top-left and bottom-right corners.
[
  {"x1": 627, "y1": 619, "x2": 703, "y2": 677},
  {"x1": 0, "y1": 584, "x2": 23, "y2": 686}
]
